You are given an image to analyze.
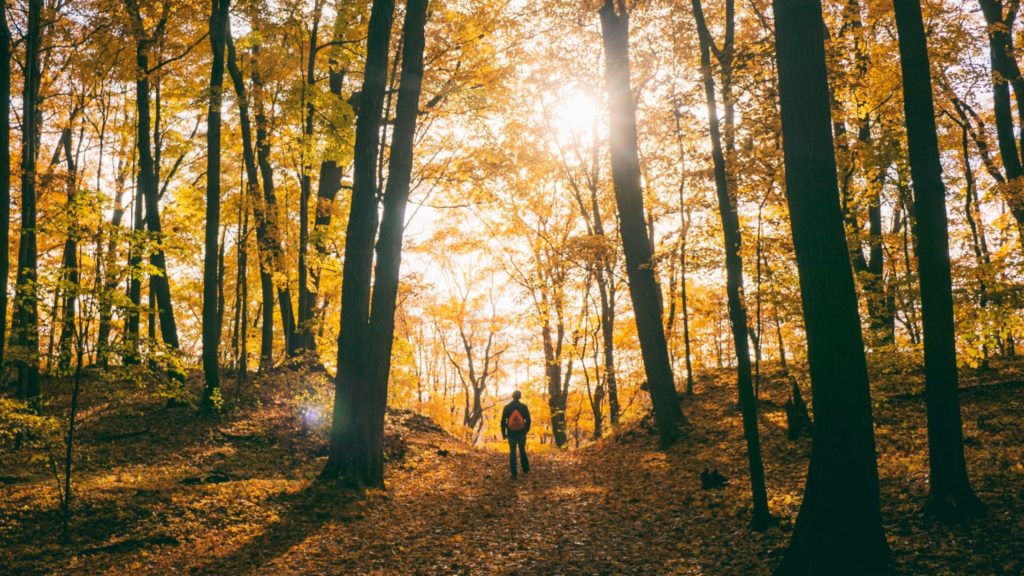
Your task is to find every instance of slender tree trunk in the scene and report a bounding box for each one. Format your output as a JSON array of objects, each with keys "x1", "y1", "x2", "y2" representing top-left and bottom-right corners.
[
  {"x1": 202, "y1": 0, "x2": 231, "y2": 411},
  {"x1": 978, "y1": 0, "x2": 1024, "y2": 247},
  {"x1": 311, "y1": 22, "x2": 347, "y2": 328},
  {"x1": 125, "y1": 166, "x2": 144, "y2": 365},
  {"x1": 12, "y1": 0, "x2": 44, "y2": 408},
  {"x1": 599, "y1": 0, "x2": 683, "y2": 447},
  {"x1": 253, "y1": 64, "x2": 299, "y2": 357},
  {"x1": 893, "y1": 0, "x2": 985, "y2": 520},
  {"x1": 226, "y1": 30, "x2": 275, "y2": 371},
  {"x1": 97, "y1": 148, "x2": 128, "y2": 366},
  {"x1": 691, "y1": 0, "x2": 771, "y2": 529},
  {"x1": 57, "y1": 129, "x2": 80, "y2": 375},
  {"x1": 954, "y1": 108, "x2": 992, "y2": 368},
  {"x1": 772, "y1": 0, "x2": 890, "y2": 572},
  {"x1": 0, "y1": 4, "x2": 10, "y2": 376},
  {"x1": 297, "y1": 10, "x2": 323, "y2": 354},
  {"x1": 126, "y1": 4, "x2": 184, "y2": 382},
  {"x1": 323, "y1": 0, "x2": 396, "y2": 486}
]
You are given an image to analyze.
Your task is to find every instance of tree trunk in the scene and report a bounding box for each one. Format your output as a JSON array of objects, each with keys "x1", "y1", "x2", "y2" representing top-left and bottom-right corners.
[
  {"x1": 12, "y1": 0, "x2": 44, "y2": 408},
  {"x1": 542, "y1": 315, "x2": 569, "y2": 447},
  {"x1": 126, "y1": 3, "x2": 184, "y2": 382},
  {"x1": 360, "y1": 0, "x2": 429, "y2": 479},
  {"x1": 202, "y1": 0, "x2": 231, "y2": 411},
  {"x1": 125, "y1": 164, "x2": 144, "y2": 365},
  {"x1": 297, "y1": 10, "x2": 324, "y2": 354},
  {"x1": 56, "y1": 128, "x2": 80, "y2": 375},
  {"x1": 253, "y1": 60, "x2": 299, "y2": 357},
  {"x1": 893, "y1": 0, "x2": 985, "y2": 520},
  {"x1": 598, "y1": 0, "x2": 683, "y2": 447},
  {"x1": 0, "y1": 4, "x2": 10, "y2": 376},
  {"x1": 311, "y1": 26, "x2": 347, "y2": 334},
  {"x1": 772, "y1": 0, "x2": 890, "y2": 572},
  {"x1": 226, "y1": 29, "x2": 275, "y2": 371},
  {"x1": 978, "y1": 0, "x2": 1024, "y2": 247},
  {"x1": 691, "y1": 0, "x2": 771, "y2": 529},
  {"x1": 323, "y1": 0, "x2": 397, "y2": 486}
]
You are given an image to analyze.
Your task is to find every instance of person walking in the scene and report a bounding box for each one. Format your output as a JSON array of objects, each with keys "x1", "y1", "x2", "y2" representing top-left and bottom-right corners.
[{"x1": 501, "y1": 390, "x2": 531, "y2": 478}]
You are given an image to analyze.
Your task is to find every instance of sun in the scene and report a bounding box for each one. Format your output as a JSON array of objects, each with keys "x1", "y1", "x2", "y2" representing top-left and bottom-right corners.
[{"x1": 548, "y1": 87, "x2": 601, "y2": 143}]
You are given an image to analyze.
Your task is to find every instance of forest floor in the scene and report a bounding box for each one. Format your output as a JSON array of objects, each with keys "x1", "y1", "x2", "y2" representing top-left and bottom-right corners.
[{"x1": 1, "y1": 358, "x2": 1023, "y2": 575}]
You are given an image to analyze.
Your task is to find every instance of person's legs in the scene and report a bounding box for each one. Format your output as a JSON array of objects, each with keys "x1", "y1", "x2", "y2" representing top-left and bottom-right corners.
[
  {"x1": 508, "y1": 435, "x2": 518, "y2": 478},
  {"x1": 517, "y1": 434, "x2": 529, "y2": 473}
]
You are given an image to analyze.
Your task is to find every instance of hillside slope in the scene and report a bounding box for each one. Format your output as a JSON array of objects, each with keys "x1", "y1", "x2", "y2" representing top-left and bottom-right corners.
[{"x1": 1, "y1": 363, "x2": 1022, "y2": 575}]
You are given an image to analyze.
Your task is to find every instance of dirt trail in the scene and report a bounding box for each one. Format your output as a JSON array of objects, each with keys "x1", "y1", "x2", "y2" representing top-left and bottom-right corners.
[{"x1": 210, "y1": 445, "x2": 681, "y2": 576}]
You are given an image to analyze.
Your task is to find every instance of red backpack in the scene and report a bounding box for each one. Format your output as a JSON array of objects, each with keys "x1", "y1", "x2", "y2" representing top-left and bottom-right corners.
[{"x1": 507, "y1": 408, "x2": 526, "y2": 432}]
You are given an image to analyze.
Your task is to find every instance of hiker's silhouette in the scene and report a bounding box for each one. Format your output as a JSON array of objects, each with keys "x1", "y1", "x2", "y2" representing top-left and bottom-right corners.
[{"x1": 500, "y1": 391, "x2": 531, "y2": 478}]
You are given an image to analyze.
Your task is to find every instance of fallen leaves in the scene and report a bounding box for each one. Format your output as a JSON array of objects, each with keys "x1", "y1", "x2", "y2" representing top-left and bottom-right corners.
[{"x1": 0, "y1": 361, "x2": 1022, "y2": 575}]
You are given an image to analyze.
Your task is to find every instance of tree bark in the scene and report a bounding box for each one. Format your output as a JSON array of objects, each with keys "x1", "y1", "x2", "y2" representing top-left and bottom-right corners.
[
  {"x1": 977, "y1": 0, "x2": 1024, "y2": 247},
  {"x1": 311, "y1": 20, "x2": 348, "y2": 336},
  {"x1": 202, "y1": 0, "x2": 232, "y2": 410},
  {"x1": 12, "y1": 0, "x2": 44, "y2": 407},
  {"x1": 56, "y1": 128, "x2": 80, "y2": 375},
  {"x1": 772, "y1": 0, "x2": 890, "y2": 572},
  {"x1": 226, "y1": 29, "x2": 276, "y2": 371},
  {"x1": 691, "y1": 0, "x2": 771, "y2": 529},
  {"x1": 0, "y1": 3, "x2": 10, "y2": 376},
  {"x1": 126, "y1": 0, "x2": 184, "y2": 382},
  {"x1": 893, "y1": 0, "x2": 985, "y2": 520},
  {"x1": 323, "y1": 0, "x2": 397, "y2": 486},
  {"x1": 297, "y1": 6, "x2": 324, "y2": 354},
  {"x1": 599, "y1": 0, "x2": 683, "y2": 447},
  {"x1": 253, "y1": 58, "x2": 299, "y2": 357}
]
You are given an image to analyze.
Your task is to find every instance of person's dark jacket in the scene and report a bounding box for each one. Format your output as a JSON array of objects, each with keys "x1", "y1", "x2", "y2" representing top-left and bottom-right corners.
[{"x1": 500, "y1": 399, "x2": 531, "y2": 438}]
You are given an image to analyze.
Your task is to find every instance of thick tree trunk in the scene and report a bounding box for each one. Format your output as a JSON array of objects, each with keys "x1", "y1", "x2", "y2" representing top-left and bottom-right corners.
[
  {"x1": 599, "y1": 0, "x2": 683, "y2": 447},
  {"x1": 226, "y1": 30, "x2": 275, "y2": 371},
  {"x1": 893, "y1": 0, "x2": 985, "y2": 520},
  {"x1": 0, "y1": 5, "x2": 10, "y2": 376},
  {"x1": 323, "y1": 0, "x2": 396, "y2": 486},
  {"x1": 202, "y1": 0, "x2": 231, "y2": 411},
  {"x1": 361, "y1": 0, "x2": 429, "y2": 480},
  {"x1": 12, "y1": 0, "x2": 44, "y2": 407},
  {"x1": 772, "y1": 0, "x2": 890, "y2": 573}
]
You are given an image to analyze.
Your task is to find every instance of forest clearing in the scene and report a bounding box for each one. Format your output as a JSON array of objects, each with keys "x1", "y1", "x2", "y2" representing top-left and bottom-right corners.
[
  {"x1": 4, "y1": 0, "x2": 1024, "y2": 573},
  {"x1": 2, "y1": 360, "x2": 1023, "y2": 575}
]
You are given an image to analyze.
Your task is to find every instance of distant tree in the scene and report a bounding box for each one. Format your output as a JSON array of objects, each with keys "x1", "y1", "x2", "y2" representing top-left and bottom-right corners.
[
  {"x1": 598, "y1": 0, "x2": 684, "y2": 447},
  {"x1": 892, "y1": 0, "x2": 985, "y2": 520},
  {"x1": 772, "y1": 0, "x2": 890, "y2": 573}
]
